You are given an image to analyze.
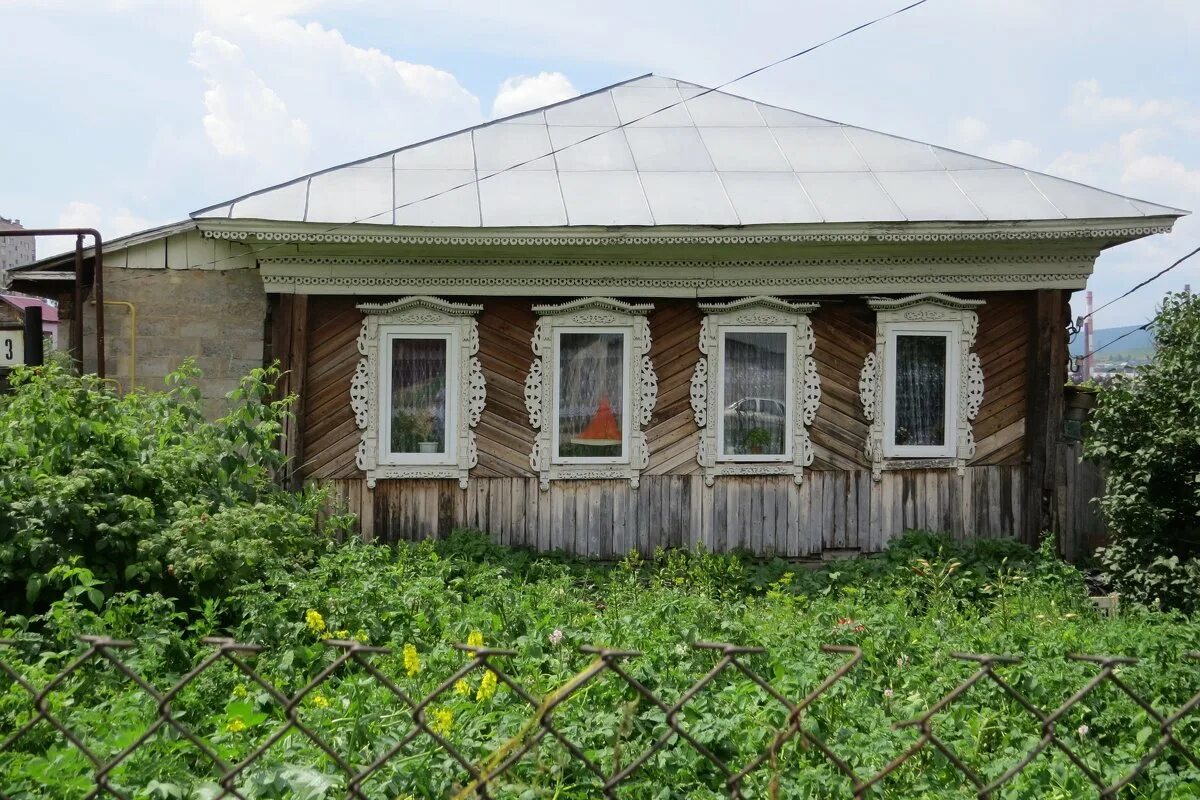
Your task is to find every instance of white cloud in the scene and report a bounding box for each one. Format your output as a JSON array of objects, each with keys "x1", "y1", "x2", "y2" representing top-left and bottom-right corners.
[
  {"x1": 187, "y1": 4, "x2": 482, "y2": 182},
  {"x1": 951, "y1": 116, "x2": 988, "y2": 147},
  {"x1": 191, "y1": 31, "x2": 311, "y2": 159},
  {"x1": 41, "y1": 202, "x2": 159, "y2": 256},
  {"x1": 1122, "y1": 154, "x2": 1200, "y2": 195},
  {"x1": 1066, "y1": 79, "x2": 1179, "y2": 125},
  {"x1": 948, "y1": 117, "x2": 1039, "y2": 167},
  {"x1": 1045, "y1": 149, "x2": 1107, "y2": 184},
  {"x1": 492, "y1": 72, "x2": 577, "y2": 118},
  {"x1": 984, "y1": 139, "x2": 1040, "y2": 166}
]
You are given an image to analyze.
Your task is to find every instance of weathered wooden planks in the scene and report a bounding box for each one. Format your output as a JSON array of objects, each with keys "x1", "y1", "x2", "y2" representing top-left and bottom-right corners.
[{"x1": 323, "y1": 467, "x2": 1027, "y2": 556}]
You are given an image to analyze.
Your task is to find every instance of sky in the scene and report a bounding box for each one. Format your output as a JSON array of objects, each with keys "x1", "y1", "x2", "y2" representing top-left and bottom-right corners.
[{"x1": 1, "y1": 0, "x2": 1198, "y2": 328}]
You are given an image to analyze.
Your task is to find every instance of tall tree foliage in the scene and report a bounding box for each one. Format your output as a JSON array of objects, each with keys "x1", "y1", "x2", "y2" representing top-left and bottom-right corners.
[{"x1": 1086, "y1": 291, "x2": 1200, "y2": 609}]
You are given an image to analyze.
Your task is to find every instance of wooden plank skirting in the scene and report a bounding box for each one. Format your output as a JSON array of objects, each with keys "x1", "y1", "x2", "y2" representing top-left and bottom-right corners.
[{"x1": 323, "y1": 466, "x2": 1025, "y2": 557}]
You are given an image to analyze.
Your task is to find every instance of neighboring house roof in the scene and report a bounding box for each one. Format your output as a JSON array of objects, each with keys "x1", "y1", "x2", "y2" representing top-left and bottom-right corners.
[
  {"x1": 192, "y1": 74, "x2": 1186, "y2": 228},
  {"x1": 1, "y1": 293, "x2": 59, "y2": 323},
  {"x1": 6, "y1": 219, "x2": 198, "y2": 274}
]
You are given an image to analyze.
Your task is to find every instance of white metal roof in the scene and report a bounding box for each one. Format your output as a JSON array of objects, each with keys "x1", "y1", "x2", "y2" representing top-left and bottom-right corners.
[{"x1": 191, "y1": 74, "x2": 1186, "y2": 228}]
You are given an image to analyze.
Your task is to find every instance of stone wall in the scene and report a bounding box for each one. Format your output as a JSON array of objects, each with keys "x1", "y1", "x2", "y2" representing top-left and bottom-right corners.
[{"x1": 76, "y1": 266, "x2": 267, "y2": 417}]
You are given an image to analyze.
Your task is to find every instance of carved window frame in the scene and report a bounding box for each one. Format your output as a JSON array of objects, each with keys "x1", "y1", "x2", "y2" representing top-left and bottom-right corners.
[
  {"x1": 524, "y1": 298, "x2": 657, "y2": 490},
  {"x1": 858, "y1": 293, "x2": 985, "y2": 479},
  {"x1": 689, "y1": 297, "x2": 821, "y2": 486},
  {"x1": 350, "y1": 296, "x2": 486, "y2": 489}
]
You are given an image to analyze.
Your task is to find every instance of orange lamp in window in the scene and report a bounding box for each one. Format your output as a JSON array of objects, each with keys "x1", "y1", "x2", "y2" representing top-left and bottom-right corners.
[{"x1": 571, "y1": 393, "x2": 622, "y2": 446}]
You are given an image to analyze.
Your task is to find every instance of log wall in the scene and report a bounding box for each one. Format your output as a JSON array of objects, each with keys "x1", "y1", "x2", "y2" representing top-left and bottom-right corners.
[{"x1": 290, "y1": 292, "x2": 1040, "y2": 554}]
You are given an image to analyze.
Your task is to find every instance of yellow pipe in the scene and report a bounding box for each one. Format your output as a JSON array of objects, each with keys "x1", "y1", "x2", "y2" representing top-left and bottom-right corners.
[{"x1": 91, "y1": 299, "x2": 136, "y2": 389}]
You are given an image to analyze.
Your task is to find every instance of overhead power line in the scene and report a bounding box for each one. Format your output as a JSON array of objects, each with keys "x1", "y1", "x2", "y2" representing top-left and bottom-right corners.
[
  {"x1": 1080, "y1": 321, "x2": 1153, "y2": 361},
  {"x1": 1079, "y1": 244, "x2": 1200, "y2": 325},
  {"x1": 191, "y1": 0, "x2": 933, "y2": 269}
]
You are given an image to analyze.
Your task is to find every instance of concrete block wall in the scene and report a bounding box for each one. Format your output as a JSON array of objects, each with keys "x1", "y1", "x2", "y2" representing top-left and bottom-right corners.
[{"x1": 77, "y1": 266, "x2": 267, "y2": 417}]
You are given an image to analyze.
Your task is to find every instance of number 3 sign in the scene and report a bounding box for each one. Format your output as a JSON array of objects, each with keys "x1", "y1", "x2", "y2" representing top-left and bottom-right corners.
[{"x1": 0, "y1": 329, "x2": 24, "y2": 367}]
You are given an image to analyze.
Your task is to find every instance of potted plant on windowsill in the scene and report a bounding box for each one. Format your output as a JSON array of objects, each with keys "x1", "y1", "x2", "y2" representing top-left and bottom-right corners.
[{"x1": 743, "y1": 427, "x2": 773, "y2": 455}]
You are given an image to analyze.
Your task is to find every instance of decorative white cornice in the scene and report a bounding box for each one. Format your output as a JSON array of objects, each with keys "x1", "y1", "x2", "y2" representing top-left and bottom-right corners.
[
  {"x1": 260, "y1": 254, "x2": 1093, "y2": 270},
  {"x1": 865, "y1": 293, "x2": 987, "y2": 312},
  {"x1": 358, "y1": 295, "x2": 483, "y2": 316},
  {"x1": 531, "y1": 297, "x2": 654, "y2": 316},
  {"x1": 263, "y1": 270, "x2": 1093, "y2": 296},
  {"x1": 199, "y1": 216, "x2": 1179, "y2": 247}
]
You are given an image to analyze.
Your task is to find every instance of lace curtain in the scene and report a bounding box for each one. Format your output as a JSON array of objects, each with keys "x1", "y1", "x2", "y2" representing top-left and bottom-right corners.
[
  {"x1": 894, "y1": 334, "x2": 947, "y2": 447},
  {"x1": 390, "y1": 337, "x2": 448, "y2": 454},
  {"x1": 557, "y1": 332, "x2": 625, "y2": 459},
  {"x1": 722, "y1": 331, "x2": 788, "y2": 456}
]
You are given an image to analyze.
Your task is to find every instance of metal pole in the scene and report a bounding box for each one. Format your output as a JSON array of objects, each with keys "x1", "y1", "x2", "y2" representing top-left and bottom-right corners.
[
  {"x1": 73, "y1": 234, "x2": 83, "y2": 371},
  {"x1": 22, "y1": 305, "x2": 43, "y2": 367}
]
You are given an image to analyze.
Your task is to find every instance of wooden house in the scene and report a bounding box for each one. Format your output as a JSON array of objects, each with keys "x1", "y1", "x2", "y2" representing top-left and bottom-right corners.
[{"x1": 9, "y1": 75, "x2": 1186, "y2": 556}]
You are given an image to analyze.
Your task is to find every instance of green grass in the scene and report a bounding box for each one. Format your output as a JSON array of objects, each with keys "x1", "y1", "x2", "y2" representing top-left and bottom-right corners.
[{"x1": 2, "y1": 531, "x2": 1199, "y2": 799}]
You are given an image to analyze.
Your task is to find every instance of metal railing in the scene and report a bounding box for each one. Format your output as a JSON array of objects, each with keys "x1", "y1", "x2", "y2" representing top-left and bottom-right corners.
[{"x1": 2, "y1": 636, "x2": 1198, "y2": 799}]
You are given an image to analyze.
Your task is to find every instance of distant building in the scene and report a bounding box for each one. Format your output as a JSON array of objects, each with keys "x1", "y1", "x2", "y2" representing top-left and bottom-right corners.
[{"x1": 0, "y1": 217, "x2": 36, "y2": 281}]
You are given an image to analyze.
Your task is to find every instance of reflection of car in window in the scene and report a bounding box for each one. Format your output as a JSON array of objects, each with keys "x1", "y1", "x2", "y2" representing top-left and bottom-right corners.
[{"x1": 724, "y1": 397, "x2": 786, "y2": 428}]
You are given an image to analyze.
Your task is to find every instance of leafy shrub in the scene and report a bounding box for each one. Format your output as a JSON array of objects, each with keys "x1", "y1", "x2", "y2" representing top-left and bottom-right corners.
[
  {"x1": 1086, "y1": 291, "x2": 1200, "y2": 610},
  {"x1": 0, "y1": 360, "x2": 347, "y2": 614}
]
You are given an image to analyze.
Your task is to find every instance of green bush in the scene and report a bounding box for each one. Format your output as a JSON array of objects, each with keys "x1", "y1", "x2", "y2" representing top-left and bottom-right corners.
[
  {"x1": 0, "y1": 360, "x2": 347, "y2": 615},
  {"x1": 1086, "y1": 291, "x2": 1200, "y2": 610}
]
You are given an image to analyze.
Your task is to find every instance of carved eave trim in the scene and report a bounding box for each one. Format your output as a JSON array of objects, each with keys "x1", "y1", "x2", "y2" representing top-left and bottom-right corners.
[
  {"x1": 523, "y1": 301, "x2": 657, "y2": 490},
  {"x1": 352, "y1": 295, "x2": 486, "y2": 489},
  {"x1": 358, "y1": 295, "x2": 483, "y2": 316},
  {"x1": 690, "y1": 297, "x2": 821, "y2": 486},
  {"x1": 866, "y1": 293, "x2": 987, "y2": 312},
  {"x1": 199, "y1": 215, "x2": 1180, "y2": 246},
  {"x1": 531, "y1": 297, "x2": 654, "y2": 316},
  {"x1": 697, "y1": 295, "x2": 820, "y2": 315}
]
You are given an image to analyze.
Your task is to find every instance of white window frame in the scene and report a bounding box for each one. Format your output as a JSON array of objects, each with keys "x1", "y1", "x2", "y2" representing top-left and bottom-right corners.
[
  {"x1": 860, "y1": 293, "x2": 985, "y2": 479},
  {"x1": 881, "y1": 323, "x2": 960, "y2": 459},
  {"x1": 377, "y1": 328, "x2": 458, "y2": 467},
  {"x1": 690, "y1": 297, "x2": 821, "y2": 486},
  {"x1": 524, "y1": 298, "x2": 657, "y2": 490},
  {"x1": 550, "y1": 326, "x2": 633, "y2": 466},
  {"x1": 715, "y1": 325, "x2": 795, "y2": 463},
  {"x1": 350, "y1": 296, "x2": 486, "y2": 488}
]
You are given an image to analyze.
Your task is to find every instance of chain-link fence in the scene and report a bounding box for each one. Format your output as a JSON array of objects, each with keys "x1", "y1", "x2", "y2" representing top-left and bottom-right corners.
[{"x1": 2, "y1": 635, "x2": 1198, "y2": 799}]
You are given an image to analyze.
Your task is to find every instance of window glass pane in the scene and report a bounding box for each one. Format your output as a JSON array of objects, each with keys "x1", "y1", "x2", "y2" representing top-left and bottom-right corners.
[
  {"x1": 722, "y1": 331, "x2": 788, "y2": 456},
  {"x1": 557, "y1": 332, "x2": 625, "y2": 459},
  {"x1": 390, "y1": 338, "x2": 448, "y2": 454},
  {"x1": 894, "y1": 334, "x2": 947, "y2": 447}
]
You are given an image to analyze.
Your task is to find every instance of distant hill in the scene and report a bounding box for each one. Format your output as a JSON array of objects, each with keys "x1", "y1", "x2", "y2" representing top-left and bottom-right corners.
[{"x1": 1071, "y1": 325, "x2": 1156, "y2": 358}]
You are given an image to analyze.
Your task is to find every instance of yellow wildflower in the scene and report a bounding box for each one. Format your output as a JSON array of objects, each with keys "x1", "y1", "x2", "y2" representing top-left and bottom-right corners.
[
  {"x1": 231, "y1": 684, "x2": 248, "y2": 699},
  {"x1": 334, "y1": 629, "x2": 349, "y2": 640},
  {"x1": 403, "y1": 644, "x2": 421, "y2": 677},
  {"x1": 429, "y1": 707, "x2": 453, "y2": 736},
  {"x1": 466, "y1": 630, "x2": 484, "y2": 649},
  {"x1": 305, "y1": 609, "x2": 327, "y2": 637},
  {"x1": 311, "y1": 693, "x2": 331, "y2": 709},
  {"x1": 354, "y1": 629, "x2": 370, "y2": 643},
  {"x1": 476, "y1": 670, "x2": 497, "y2": 702},
  {"x1": 454, "y1": 679, "x2": 471, "y2": 696},
  {"x1": 226, "y1": 718, "x2": 247, "y2": 733}
]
